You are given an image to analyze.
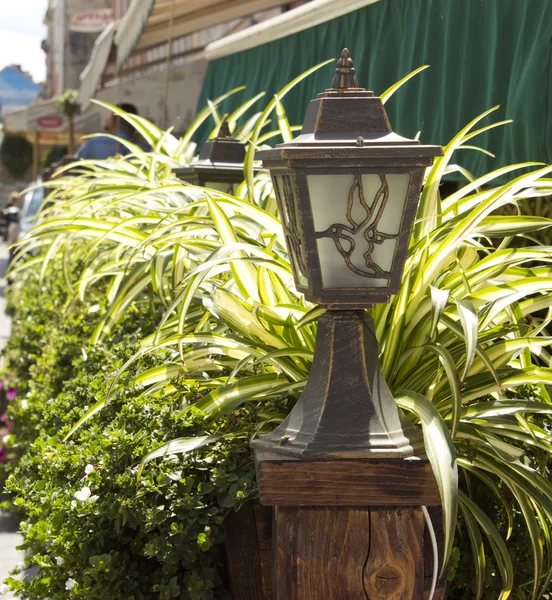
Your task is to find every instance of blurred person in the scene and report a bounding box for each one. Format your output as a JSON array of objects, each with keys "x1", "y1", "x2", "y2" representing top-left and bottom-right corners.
[
  {"x1": 2, "y1": 192, "x2": 22, "y2": 263},
  {"x1": 76, "y1": 103, "x2": 148, "y2": 160}
]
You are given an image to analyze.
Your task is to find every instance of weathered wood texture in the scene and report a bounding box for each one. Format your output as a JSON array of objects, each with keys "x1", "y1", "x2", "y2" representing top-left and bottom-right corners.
[
  {"x1": 274, "y1": 506, "x2": 370, "y2": 600},
  {"x1": 365, "y1": 509, "x2": 424, "y2": 600},
  {"x1": 223, "y1": 502, "x2": 445, "y2": 600},
  {"x1": 273, "y1": 506, "x2": 429, "y2": 600},
  {"x1": 249, "y1": 455, "x2": 443, "y2": 598},
  {"x1": 256, "y1": 458, "x2": 440, "y2": 506},
  {"x1": 255, "y1": 504, "x2": 273, "y2": 599},
  {"x1": 223, "y1": 503, "x2": 272, "y2": 600}
]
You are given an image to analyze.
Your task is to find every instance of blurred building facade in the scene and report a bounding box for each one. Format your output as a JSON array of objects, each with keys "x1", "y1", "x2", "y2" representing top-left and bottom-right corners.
[
  {"x1": 5, "y1": 0, "x2": 313, "y2": 141},
  {"x1": 81, "y1": 0, "x2": 312, "y2": 133},
  {"x1": 43, "y1": 0, "x2": 114, "y2": 97}
]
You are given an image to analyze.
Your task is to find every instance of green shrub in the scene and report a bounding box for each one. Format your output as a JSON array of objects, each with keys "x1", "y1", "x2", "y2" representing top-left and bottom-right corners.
[
  {"x1": 2, "y1": 262, "x2": 265, "y2": 599},
  {"x1": 6, "y1": 359, "x2": 257, "y2": 600},
  {"x1": 0, "y1": 133, "x2": 33, "y2": 180}
]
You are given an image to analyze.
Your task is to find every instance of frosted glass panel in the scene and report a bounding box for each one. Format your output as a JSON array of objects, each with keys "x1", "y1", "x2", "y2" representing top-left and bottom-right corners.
[
  {"x1": 309, "y1": 174, "x2": 354, "y2": 231},
  {"x1": 308, "y1": 172, "x2": 410, "y2": 288},
  {"x1": 316, "y1": 238, "x2": 389, "y2": 287},
  {"x1": 372, "y1": 173, "x2": 411, "y2": 235}
]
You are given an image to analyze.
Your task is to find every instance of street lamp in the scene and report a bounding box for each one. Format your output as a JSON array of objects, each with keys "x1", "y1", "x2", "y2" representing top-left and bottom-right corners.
[
  {"x1": 173, "y1": 120, "x2": 246, "y2": 194},
  {"x1": 253, "y1": 49, "x2": 442, "y2": 459}
]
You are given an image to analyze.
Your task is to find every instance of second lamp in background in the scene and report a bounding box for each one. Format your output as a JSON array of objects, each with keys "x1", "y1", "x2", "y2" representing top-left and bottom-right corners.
[{"x1": 174, "y1": 121, "x2": 245, "y2": 194}]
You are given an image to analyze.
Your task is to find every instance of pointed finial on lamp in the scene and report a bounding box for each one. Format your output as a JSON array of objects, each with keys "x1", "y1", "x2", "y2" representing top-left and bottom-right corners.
[
  {"x1": 331, "y1": 48, "x2": 360, "y2": 90},
  {"x1": 218, "y1": 117, "x2": 231, "y2": 139}
]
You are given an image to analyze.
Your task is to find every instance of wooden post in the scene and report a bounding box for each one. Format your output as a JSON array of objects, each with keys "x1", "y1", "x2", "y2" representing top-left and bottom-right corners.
[{"x1": 255, "y1": 456, "x2": 443, "y2": 600}]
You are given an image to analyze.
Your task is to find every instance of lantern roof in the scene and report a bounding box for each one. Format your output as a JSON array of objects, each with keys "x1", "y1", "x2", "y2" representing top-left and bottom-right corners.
[
  {"x1": 174, "y1": 120, "x2": 246, "y2": 180},
  {"x1": 257, "y1": 49, "x2": 442, "y2": 163}
]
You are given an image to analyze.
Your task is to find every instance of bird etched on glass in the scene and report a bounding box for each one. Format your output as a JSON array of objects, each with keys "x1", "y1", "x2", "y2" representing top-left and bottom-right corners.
[{"x1": 315, "y1": 173, "x2": 398, "y2": 278}]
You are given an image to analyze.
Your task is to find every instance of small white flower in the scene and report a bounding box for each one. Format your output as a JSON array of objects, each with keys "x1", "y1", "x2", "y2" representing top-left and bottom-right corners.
[
  {"x1": 21, "y1": 399, "x2": 28, "y2": 410},
  {"x1": 74, "y1": 486, "x2": 91, "y2": 502},
  {"x1": 65, "y1": 578, "x2": 77, "y2": 590},
  {"x1": 56, "y1": 556, "x2": 65, "y2": 566},
  {"x1": 85, "y1": 464, "x2": 94, "y2": 476},
  {"x1": 0, "y1": 583, "x2": 9, "y2": 596}
]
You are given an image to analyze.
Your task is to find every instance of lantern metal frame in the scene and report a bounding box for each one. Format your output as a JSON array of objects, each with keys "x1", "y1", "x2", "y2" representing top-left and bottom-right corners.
[{"x1": 268, "y1": 165, "x2": 428, "y2": 307}]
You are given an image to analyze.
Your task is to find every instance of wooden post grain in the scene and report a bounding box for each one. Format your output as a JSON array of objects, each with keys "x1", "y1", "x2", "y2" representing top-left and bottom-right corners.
[
  {"x1": 274, "y1": 507, "x2": 370, "y2": 600},
  {"x1": 364, "y1": 508, "x2": 425, "y2": 600}
]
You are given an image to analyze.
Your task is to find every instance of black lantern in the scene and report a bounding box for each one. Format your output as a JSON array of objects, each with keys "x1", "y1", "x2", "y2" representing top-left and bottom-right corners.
[
  {"x1": 252, "y1": 49, "x2": 443, "y2": 459},
  {"x1": 174, "y1": 121, "x2": 246, "y2": 194}
]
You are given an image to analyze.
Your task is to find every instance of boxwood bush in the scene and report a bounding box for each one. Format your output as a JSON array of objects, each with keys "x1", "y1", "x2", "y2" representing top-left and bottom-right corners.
[{"x1": 1, "y1": 262, "x2": 264, "y2": 600}]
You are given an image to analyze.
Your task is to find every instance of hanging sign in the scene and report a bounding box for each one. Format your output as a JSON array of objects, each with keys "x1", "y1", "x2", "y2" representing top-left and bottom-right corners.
[{"x1": 70, "y1": 9, "x2": 114, "y2": 33}]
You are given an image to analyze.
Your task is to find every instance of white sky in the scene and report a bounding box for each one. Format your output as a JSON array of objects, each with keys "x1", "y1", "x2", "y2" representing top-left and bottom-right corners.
[{"x1": 0, "y1": 0, "x2": 48, "y2": 83}]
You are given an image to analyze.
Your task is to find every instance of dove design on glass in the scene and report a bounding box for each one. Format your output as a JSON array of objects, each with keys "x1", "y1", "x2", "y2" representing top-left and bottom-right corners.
[{"x1": 315, "y1": 173, "x2": 398, "y2": 278}]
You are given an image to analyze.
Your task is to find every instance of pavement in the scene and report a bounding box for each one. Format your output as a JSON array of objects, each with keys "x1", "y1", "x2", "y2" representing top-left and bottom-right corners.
[{"x1": 0, "y1": 244, "x2": 24, "y2": 598}]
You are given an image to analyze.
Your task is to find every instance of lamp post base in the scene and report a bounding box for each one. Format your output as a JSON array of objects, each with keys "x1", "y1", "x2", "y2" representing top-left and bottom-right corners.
[
  {"x1": 249, "y1": 457, "x2": 444, "y2": 600},
  {"x1": 252, "y1": 310, "x2": 423, "y2": 459}
]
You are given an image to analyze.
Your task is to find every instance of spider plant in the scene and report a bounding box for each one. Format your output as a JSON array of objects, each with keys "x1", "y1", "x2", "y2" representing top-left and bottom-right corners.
[{"x1": 13, "y1": 66, "x2": 552, "y2": 600}]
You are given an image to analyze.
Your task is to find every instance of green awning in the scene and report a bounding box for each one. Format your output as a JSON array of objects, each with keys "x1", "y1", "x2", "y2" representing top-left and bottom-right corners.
[{"x1": 196, "y1": 0, "x2": 552, "y2": 180}]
